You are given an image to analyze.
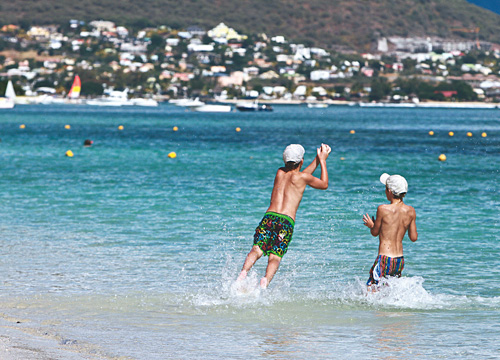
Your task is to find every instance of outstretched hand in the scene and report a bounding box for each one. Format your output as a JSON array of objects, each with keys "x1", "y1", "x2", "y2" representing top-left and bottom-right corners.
[
  {"x1": 363, "y1": 213, "x2": 375, "y2": 229},
  {"x1": 317, "y1": 143, "x2": 331, "y2": 160}
]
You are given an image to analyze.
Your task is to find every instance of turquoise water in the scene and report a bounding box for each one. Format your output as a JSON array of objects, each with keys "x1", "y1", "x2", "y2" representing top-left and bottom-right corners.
[{"x1": 0, "y1": 104, "x2": 499, "y2": 359}]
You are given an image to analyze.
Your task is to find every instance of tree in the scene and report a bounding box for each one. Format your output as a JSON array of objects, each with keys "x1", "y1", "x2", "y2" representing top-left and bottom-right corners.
[
  {"x1": 81, "y1": 81, "x2": 104, "y2": 96},
  {"x1": 148, "y1": 33, "x2": 164, "y2": 53},
  {"x1": 453, "y1": 81, "x2": 477, "y2": 101},
  {"x1": 369, "y1": 78, "x2": 391, "y2": 101}
]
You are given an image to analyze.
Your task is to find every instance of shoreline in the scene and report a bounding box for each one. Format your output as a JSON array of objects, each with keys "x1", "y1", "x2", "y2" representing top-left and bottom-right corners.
[
  {"x1": 213, "y1": 98, "x2": 500, "y2": 108},
  {"x1": 0, "y1": 317, "x2": 113, "y2": 360},
  {"x1": 12, "y1": 95, "x2": 500, "y2": 109}
]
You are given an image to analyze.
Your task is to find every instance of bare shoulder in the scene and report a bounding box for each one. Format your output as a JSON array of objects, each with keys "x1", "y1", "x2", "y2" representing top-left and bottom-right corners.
[
  {"x1": 294, "y1": 170, "x2": 311, "y2": 179},
  {"x1": 404, "y1": 204, "x2": 417, "y2": 218},
  {"x1": 378, "y1": 204, "x2": 391, "y2": 212}
]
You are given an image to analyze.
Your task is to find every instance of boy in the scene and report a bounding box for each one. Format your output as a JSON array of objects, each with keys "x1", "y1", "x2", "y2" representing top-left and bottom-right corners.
[
  {"x1": 362, "y1": 173, "x2": 418, "y2": 289},
  {"x1": 237, "y1": 143, "x2": 331, "y2": 289}
]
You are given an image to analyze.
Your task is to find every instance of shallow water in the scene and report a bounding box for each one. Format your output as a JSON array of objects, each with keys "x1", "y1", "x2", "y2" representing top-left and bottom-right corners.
[{"x1": 0, "y1": 104, "x2": 499, "y2": 359}]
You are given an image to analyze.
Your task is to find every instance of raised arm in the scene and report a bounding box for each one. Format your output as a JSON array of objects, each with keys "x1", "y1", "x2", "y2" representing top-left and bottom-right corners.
[
  {"x1": 303, "y1": 144, "x2": 330, "y2": 189},
  {"x1": 302, "y1": 155, "x2": 320, "y2": 174}
]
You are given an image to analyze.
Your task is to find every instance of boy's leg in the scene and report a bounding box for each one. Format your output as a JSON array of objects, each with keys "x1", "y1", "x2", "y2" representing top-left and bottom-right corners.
[
  {"x1": 260, "y1": 254, "x2": 282, "y2": 288},
  {"x1": 237, "y1": 245, "x2": 264, "y2": 281}
]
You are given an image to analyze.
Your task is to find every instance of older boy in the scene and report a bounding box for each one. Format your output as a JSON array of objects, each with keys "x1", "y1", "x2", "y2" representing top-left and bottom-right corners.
[
  {"x1": 237, "y1": 143, "x2": 331, "y2": 289},
  {"x1": 363, "y1": 173, "x2": 418, "y2": 289}
]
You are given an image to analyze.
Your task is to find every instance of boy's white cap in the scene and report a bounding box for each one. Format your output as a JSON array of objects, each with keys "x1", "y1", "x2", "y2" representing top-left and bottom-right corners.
[
  {"x1": 380, "y1": 173, "x2": 408, "y2": 195},
  {"x1": 283, "y1": 144, "x2": 305, "y2": 163}
]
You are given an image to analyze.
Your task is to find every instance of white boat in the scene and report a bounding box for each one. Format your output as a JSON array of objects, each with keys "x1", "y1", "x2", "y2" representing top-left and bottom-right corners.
[
  {"x1": 130, "y1": 98, "x2": 159, "y2": 107},
  {"x1": 0, "y1": 97, "x2": 15, "y2": 109},
  {"x1": 0, "y1": 80, "x2": 16, "y2": 109},
  {"x1": 86, "y1": 98, "x2": 127, "y2": 106},
  {"x1": 172, "y1": 97, "x2": 205, "y2": 107},
  {"x1": 307, "y1": 103, "x2": 328, "y2": 108},
  {"x1": 192, "y1": 104, "x2": 232, "y2": 112},
  {"x1": 236, "y1": 100, "x2": 273, "y2": 112},
  {"x1": 236, "y1": 101, "x2": 259, "y2": 111},
  {"x1": 359, "y1": 102, "x2": 385, "y2": 107},
  {"x1": 86, "y1": 89, "x2": 130, "y2": 106},
  {"x1": 169, "y1": 98, "x2": 188, "y2": 105}
]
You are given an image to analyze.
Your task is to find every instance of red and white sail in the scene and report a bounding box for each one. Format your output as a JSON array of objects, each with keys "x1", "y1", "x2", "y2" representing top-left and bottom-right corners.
[{"x1": 68, "y1": 75, "x2": 81, "y2": 99}]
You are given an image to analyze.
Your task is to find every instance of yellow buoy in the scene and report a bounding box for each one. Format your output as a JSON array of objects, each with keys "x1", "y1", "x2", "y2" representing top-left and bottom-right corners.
[
  {"x1": 481, "y1": 132, "x2": 487, "y2": 138},
  {"x1": 428, "y1": 131, "x2": 434, "y2": 136},
  {"x1": 173, "y1": 126, "x2": 179, "y2": 132},
  {"x1": 235, "y1": 127, "x2": 241, "y2": 132},
  {"x1": 438, "y1": 154, "x2": 446, "y2": 161},
  {"x1": 65, "y1": 125, "x2": 71, "y2": 130},
  {"x1": 168, "y1": 152, "x2": 177, "y2": 159},
  {"x1": 118, "y1": 125, "x2": 124, "y2": 130},
  {"x1": 448, "y1": 131, "x2": 454, "y2": 137},
  {"x1": 340, "y1": 157, "x2": 345, "y2": 161},
  {"x1": 350, "y1": 130, "x2": 355, "y2": 134},
  {"x1": 466, "y1": 132, "x2": 472, "y2": 137},
  {"x1": 20, "y1": 124, "x2": 26, "y2": 129},
  {"x1": 66, "y1": 150, "x2": 74, "y2": 157}
]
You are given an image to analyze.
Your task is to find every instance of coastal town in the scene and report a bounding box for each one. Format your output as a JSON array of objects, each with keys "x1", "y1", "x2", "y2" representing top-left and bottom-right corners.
[{"x1": 1, "y1": 19, "x2": 500, "y2": 107}]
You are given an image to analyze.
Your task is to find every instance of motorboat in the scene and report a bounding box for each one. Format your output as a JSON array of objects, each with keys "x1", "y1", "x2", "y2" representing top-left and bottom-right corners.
[
  {"x1": 171, "y1": 97, "x2": 205, "y2": 107},
  {"x1": 236, "y1": 100, "x2": 273, "y2": 112},
  {"x1": 191, "y1": 104, "x2": 232, "y2": 112},
  {"x1": 307, "y1": 103, "x2": 328, "y2": 108},
  {"x1": 236, "y1": 101, "x2": 259, "y2": 111},
  {"x1": 86, "y1": 89, "x2": 130, "y2": 106},
  {"x1": 130, "y1": 98, "x2": 159, "y2": 107}
]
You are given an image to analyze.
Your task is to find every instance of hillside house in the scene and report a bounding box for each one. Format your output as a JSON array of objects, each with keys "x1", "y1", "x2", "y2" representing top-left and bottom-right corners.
[
  {"x1": 208, "y1": 23, "x2": 247, "y2": 43},
  {"x1": 310, "y1": 70, "x2": 331, "y2": 81}
]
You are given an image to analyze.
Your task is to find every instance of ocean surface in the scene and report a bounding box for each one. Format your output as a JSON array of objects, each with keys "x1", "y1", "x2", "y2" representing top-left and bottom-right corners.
[{"x1": 0, "y1": 104, "x2": 499, "y2": 359}]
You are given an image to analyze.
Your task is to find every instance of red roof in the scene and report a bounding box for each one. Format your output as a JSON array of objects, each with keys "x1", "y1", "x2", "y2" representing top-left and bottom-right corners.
[{"x1": 435, "y1": 90, "x2": 457, "y2": 97}]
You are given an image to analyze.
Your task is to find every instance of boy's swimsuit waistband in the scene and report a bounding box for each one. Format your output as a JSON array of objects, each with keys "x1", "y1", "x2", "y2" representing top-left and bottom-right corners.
[
  {"x1": 264, "y1": 211, "x2": 295, "y2": 226},
  {"x1": 253, "y1": 212, "x2": 295, "y2": 258}
]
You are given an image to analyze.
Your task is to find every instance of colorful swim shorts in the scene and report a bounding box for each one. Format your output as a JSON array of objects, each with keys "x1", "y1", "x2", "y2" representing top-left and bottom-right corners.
[
  {"x1": 253, "y1": 212, "x2": 295, "y2": 258},
  {"x1": 366, "y1": 255, "x2": 405, "y2": 286}
]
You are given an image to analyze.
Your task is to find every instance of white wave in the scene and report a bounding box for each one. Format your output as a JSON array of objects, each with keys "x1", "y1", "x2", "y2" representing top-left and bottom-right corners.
[{"x1": 189, "y1": 269, "x2": 500, "y2": 312}]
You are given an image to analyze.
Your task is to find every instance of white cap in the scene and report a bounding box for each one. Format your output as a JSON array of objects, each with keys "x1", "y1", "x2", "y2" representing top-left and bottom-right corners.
[
  {"x1": 283, "y1": 144, "x2": 305, "y2": 163},
  {"x1": 380, "y1": 173, "x2": 408, "y2": 195}
]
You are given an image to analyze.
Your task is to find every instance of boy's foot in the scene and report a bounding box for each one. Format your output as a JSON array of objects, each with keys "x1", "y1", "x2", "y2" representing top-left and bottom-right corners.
[
  {"x1": 259, "y1": 277, "x2": 268, "y2": 289},
  {"x1": 236, "y1": 270, "x2": 247, "y2": 282}
]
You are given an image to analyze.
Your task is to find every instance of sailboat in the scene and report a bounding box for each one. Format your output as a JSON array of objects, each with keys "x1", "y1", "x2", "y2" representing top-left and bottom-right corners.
[
  {"x1": 65, "y1": 75, "x2": 82, "y2": 104},
  {"x1": 68, "y1": 75, "x2": 81, "y2": 99},
  {"x1": 0, "y1": 80, "x2": 16, "y2": 109}
]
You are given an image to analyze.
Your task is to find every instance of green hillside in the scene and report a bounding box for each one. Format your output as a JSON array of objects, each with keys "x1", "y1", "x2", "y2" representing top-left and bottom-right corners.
[{"x1": 1, "y1": 0, "x2": 499, "y2": 49}]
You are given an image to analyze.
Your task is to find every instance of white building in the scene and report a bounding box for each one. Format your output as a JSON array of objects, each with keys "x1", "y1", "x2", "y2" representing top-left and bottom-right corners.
[{"x1": 310, "y1": 70, "x2": 331, "y2": 81}]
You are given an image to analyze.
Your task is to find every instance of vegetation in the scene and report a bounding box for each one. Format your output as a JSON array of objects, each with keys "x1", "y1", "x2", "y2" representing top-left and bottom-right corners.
[{"x1": 1, "y1": 0, "x2": 500, "y2": 49}]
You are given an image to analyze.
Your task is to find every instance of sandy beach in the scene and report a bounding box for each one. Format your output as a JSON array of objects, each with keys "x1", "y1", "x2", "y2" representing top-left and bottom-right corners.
[
  {"x1": 0, "y1": 315, "x2": 114, "y2": 360},
  {"x1": 0, "y1": 321, "x2": 79, "y2": 360}
]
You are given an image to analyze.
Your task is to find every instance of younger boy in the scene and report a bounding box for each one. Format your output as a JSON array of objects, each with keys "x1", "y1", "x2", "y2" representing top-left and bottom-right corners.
[
  {"x1": 363, "y1": 173, "x2": 418, "y2": 289},
  {"x1": 237, "y1": 143, "x2": 331, "y2": 289}
]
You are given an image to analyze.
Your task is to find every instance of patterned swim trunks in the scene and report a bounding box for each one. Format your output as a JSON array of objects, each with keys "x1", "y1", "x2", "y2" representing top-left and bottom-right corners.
[
  {"x1": 366, "y1": 255, "x2": 405, "y2": 286},
  {"x1": 253, "y1": 212, "x2": 295, "y2": 258}
]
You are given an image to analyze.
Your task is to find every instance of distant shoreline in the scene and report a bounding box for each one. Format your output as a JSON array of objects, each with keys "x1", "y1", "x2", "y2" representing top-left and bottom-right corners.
[
  {"x1": 216, "y1": 98, "x2": 500, "y2": 108},
  {"x1": 11, "y1": 96, "x2": 500, "y2": 109}
]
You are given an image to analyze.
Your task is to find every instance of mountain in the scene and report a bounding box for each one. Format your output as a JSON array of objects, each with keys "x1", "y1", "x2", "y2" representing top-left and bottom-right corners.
[
  {"x1": 467, "y1": 0, "x2": 500, "y2": 15},
  {"x1": 1, "y1": 0, "x2": 500, "y2": 49}
]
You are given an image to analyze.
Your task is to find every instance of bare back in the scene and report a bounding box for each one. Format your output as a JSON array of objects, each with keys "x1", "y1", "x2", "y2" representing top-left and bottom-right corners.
[
  {"x1": 266, "y1": 145, "x2": 330, "y2": 221},
  {"x1": 266, "y1": 168, "x2": 308, "y2": 220},
  {"x1": 376, "y1": 202, "x2": 417, "y2": 257}
]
